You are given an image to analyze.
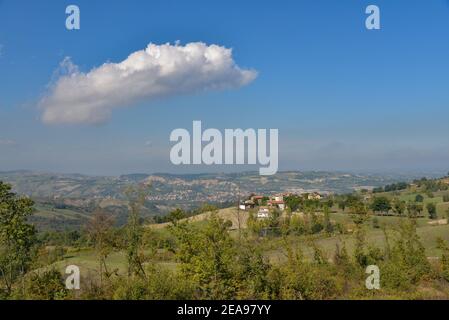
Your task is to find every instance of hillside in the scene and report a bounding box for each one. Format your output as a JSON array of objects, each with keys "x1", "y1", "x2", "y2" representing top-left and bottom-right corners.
[{"x1": 0, "y1": 170, "x2": 445, "y2": 231}]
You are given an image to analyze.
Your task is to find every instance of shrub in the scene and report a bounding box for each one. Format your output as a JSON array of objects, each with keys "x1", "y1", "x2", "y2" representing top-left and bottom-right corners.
[
  {"x1": 112, "y1": 267, "x2": 195, "y2": 300},
  {"x1": 24, "y1": 269, "x2": 68, "y2": 300},
  {"x1": 426, "y1": 203, "x2": 437, "y2": 220},
  {"x1": 381, "y1": 221, "x2": 431, "y2": 290}
]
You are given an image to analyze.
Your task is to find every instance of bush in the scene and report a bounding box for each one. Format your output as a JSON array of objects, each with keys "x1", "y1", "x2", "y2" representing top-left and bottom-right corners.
[
  {"x1": 415, "y1": 194, "x2": 424, "y2": 203},
  {"x1": 112, "y1": 267, "x2": 195, "y2": 300},
  {"x1": 426, "y1": 203, "x2": 437, "y2": 220},
  {"x1": 23, "y1": 269, "x2": 68, "y2": 300},
  {"x1": 381, "y1": 221, "x2": 431, "y2": 290},
  {"x1": 271, "y1": 248, "x2": 342, "y2": 300}
]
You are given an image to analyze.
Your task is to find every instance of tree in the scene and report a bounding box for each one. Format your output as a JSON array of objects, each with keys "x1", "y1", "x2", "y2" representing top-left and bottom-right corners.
[
  {"x1": 437, "y1": 238, "x2": 449, "y2": 282},
  {"x1": 345, "y1": 194, "x2": 362, "y2": 210},
  {"x1": 284, "y1": 196, "x2": 302, "y2": 212},
  {"x1": 171, "y1": 214, "x2": 237, "y2": 299},
  {"x1": 407, "y1": 202, "x2": 424, "y2": 218},
  {"x1": 370, "y1": 197, "x2": 392, "y2": 215},
  {"x1": 86, "y1": 209, "x2": 116, "y2": 285},
  {"x1": 337, "y1": 199, "x2": 346, "y2": 212},
  {"x1": 415, "y1": 194, "x2": 424, "y2": 203},
  {"x1": 381, "y1": 220, "x2": 431, "y2": 290},
  {"x1": 125, "y1": 185, "x2": 149, "y2": 279},
  {"x1": 24, "y1": 269, "x2": 68, "y2": 300},
  {"x1": 392, "y1": 198, "x2": 406, "y2": 216},
  {"x1": 0, "y1": 182, "x2": 36, "y2": 296},
  {"x1": 168, "y1": 208, "x2": 186, "y2": 225},
  {"x1": 323, "y1": 206, "x2": 333, "y2": 234},
  {"x1": 426, "y1": 203, "x2": 437, "y2": 220}
]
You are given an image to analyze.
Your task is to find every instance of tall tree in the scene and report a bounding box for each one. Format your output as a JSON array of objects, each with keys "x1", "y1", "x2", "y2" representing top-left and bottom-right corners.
[
  {"x1": 86, "y1": 209, "x2": 116, "y2": 286},
  {"x1": 0, "y1": 182, "x2": 36, "y2": 296},
  {"x1": 124, "y1": 185, "x2": 149, "y2": 279},
  {"x1": 171, "y1": 214, "x2": 237, "y2": 299}
]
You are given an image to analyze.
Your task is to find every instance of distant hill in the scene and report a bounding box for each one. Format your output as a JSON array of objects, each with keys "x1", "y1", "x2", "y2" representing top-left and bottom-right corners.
[{"x1": 0, "y1": 170, "x2": 442, "y2": 230}]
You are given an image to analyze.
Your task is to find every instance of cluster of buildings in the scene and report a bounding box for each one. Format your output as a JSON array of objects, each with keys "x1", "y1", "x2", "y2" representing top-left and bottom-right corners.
[{"x1": 239, "y1": 192, "x2": 323, "y2": 219}]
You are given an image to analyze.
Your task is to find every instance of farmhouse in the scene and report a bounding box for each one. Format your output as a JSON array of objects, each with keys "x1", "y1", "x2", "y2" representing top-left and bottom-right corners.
[
  {"x1": 257, "y1": 207, "x2": 270, "y2": 219},
  {"x1": 239, "y1": 200, "x2": 255, "y2": 211},
  {"x1": 251, "y1": 195, "x2": 264, "y2": 204},
  {"x1": 267, "y1": 195, "x2": 285, "y2": 210},
  {"x1": 308, "y1": 192, "x2": 322, "y2": 200}
]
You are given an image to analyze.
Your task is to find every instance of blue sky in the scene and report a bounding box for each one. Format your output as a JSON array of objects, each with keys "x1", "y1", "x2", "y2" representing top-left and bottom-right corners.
[{"x1": 1, "y1": 0, "x2": 449, "y2": 175}]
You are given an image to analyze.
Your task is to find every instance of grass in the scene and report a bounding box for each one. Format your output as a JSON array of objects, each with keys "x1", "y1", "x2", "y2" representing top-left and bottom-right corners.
[
  {"x1": 34, "y1": 204, "x2": 90, "y2": 221},
  {"x1": 54, "y1": 210, "x2": 449, "y2": 277},
  {"x1": 50, "y1": 184, "x2": 449, "y2": 276}
]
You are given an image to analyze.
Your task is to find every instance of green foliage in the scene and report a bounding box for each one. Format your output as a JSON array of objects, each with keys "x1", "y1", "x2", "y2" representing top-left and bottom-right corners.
[
  {"x1": 22, "y1": 269, "x2": 68, "y2": 300},
  {"x1": 233, "y1": 240, "x2": 271, "y2": 299},
  {"x1": 124, "y1": 186, "x2": 148, "y2": 279},
  {"x1": 167, "y1": 208, "x2": 186, "y2": 225},
  {"x1": 6, "y1": 174, "x2": 449, "y2": 300},
  {"x1": 437, "y1": 238, "x2": 449, "y2": 282},
  {"x1": 324, "y1": 207, "x2": 334, "y2": 234},
  {"x1": 171, "y1": 214, "x2": 237, "y2": 299},
  {"x1": 415, "y1": 194, "x2": 424, "y2": 203},
  {"x1": 426, "y1": 203, "x2": 437, "y2": 220},
  {"x1": 289, "y1": 215, "x2": 307, "y2": 236},
  {"x1": 392, "y1": 198, "x2": 406, "y2": 216},
  {"x1": 407, "y1": 202, "x2": 424, "y2": 218},
  {"x1": 284, "y1": 195, "x2": 303, "y2": 212},
  {"x1": 310, "y1": 214, "x2": 324, "y2": 234},
  {"x1": 349, "y1": 199, "x2": 367, "y2": 218},
  {"x1": 381, "y1": 220, "x2": 431, "y2": 291},
  {"x1": 272, "y1": 245, "x2": 341, "y2": 300},
  {"x1": 373, "y1": 182, "x2": 408, "y2": 193},
  {"x1": 112, "y1": 265, "x2": 195, "y2": 300},
  {"x1": 86, "y1": 210, "x2": 117, "y2": 284},
  {"x1": 370, "y1": 197, "x2": 392, "y2": 214},
  {"x1": 0, "y1": 182, "x2": 37, "y2": 296}
]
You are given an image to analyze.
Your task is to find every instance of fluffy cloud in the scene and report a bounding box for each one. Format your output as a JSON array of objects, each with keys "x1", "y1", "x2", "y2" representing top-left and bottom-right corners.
[{"x1": 40, "y1": 42, "x2": 257, "y2": 125}]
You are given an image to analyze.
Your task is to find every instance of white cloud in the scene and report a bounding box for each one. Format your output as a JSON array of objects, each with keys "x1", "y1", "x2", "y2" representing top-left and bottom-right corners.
[{"x1": 40, "y1": 42, "x2": 257, "y2": 125}]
